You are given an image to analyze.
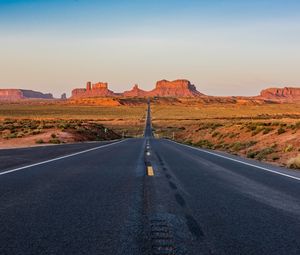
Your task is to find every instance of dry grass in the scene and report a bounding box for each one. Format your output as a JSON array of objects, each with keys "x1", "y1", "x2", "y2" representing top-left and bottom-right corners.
[
  {"x1": 152, "y1": 104, "x2": 300, "y2": 120},
  {"x1": 0, "y1": 102, "x2": 148, "y2": 148},
  {"x1": 287, "y1": 155, "x2": 300, "y2": 169},
  {"x1": 151, "y1": 103, "x2": 300, "y2": 168},
  {"x1": 0, "y1": 104, "x2": 145, "y2": 120},
  {"x1": 1, "y1": 101, "x2": 300, "y2": 169},
  {"x1": 0, "y1": 103, "x2": 147, "y2": 141}
]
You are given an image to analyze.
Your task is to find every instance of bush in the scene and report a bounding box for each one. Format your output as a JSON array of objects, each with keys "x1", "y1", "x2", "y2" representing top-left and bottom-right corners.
[
  {"x1": 59, "y1": 122, "x2": 71, "y2": 129},
  {"x1": 229, "y1": 133, "x2": 239, "y2": 138},
  {"x1": 195, "y1": 139, "x2": 213, "y2": 149},
  {"x1": 231, "y1": 141, "x2": 257, "y2": 152},
  {"x1": 218, "y1": 134, "x2": 224, "y2": 139},
  {"x1": 295, "y1": 121, "x2": 300, "y2": 129},
  {"x1": 247, "y1": 151, "x2": 258, "y2": 158},
  {"x1": 213, "y1": 143, "x2": 223, "y2": 149},
  {"x1": 287, "y1": 155, "x2": 300, "y2": 169},
  {"x1": 197, "y1": 123, "x2": 223, "y2": 131},
  {"x1": 30, "y1": 129, "x2": 42, "y2": 135},
  {"x1": 49, "y1": 138, "x2": 61, "y2": 144},
  {"x1": 277, "y1": 127, "x2": 286, "y2": 135},
  {"x1": 252, "y1": 126, "x2": 265, "y2": 136},
  {"x1": 247, "y1": 147, "x2": 274, "y2": 160},
  {"x1": 256, "y1": 147, "x2": 275, "y2": 160},
  {"x1": 5, "y1": 133, "x2": 17, "y2": 139},
  {"x1": 284, "y1": 144, "x2": 294, "y2": 153},
  {"x1": 212, "y1": 131, "x2": 220, "y2": 138},
  {"x1": 272, "y1": 122, "x2": 280, "y2": 126},
  {"x1": 263, "y1": 127, "x2": 273, "y2": 135},
  {"x1": 51, "y1": 133, "x2": 57, "y2": 138},
  {"x1": 35, "y1": 139, "x2": 44, "y2": 144},
  {"x1": 16, "y1": 132, "x2": 25, "y2": 138}
]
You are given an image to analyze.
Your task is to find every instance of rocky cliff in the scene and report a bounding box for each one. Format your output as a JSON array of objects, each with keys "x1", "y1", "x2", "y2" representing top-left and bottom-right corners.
[
  {"x1": 61, "y1": 93, "x2": 67, "y2": 100},
  {"x1": 21, "y1": 90, "x2": 53, "y2": 99},
  {"x1": 0, "y1": 89, "x2": 53, "y2": 100},
  {"x1": 71, "y1": 82, "x2": 115, "y2": 98},
  {"x1": 123, "y1": 84, "x2": 148, "y2": 97},
  {"x1": 260, "y1": 87, "x2": 300, "y2": 100},
  {"x1": 149, "y1": 79, "x2": 204, "y2": 97},
  {"x1": 71, "y1": 79, "x2": 205, "y2": 98},
  {"x1": 0, "y1": 89, "x2": 23, "y2": 100}
]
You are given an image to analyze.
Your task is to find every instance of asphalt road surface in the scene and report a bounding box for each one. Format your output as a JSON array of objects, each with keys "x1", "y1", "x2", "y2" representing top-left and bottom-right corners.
[{"x1": 0, "y1": 102, "x2": 299, "y2": 254}]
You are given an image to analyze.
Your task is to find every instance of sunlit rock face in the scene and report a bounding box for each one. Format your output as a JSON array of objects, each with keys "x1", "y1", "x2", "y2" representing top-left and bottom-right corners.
[
  {"x1": 71, "y1": 79, "x2": 206, "y2": 98},
  {"x1": 0, "y1": 89, "x2": 53, "y2": 100},
  {"x1": 71, "y1": 82, "x2": 115, "y2": 98},
  {"x1": 123, "y1": 84, "x2": 148, "y2": 97},
  {"x1": 149, "y1": 79, "x2": 205, "y2": 97},
  {"x1": 260, "y1": 87, "x2": 300, "y2": 100}
]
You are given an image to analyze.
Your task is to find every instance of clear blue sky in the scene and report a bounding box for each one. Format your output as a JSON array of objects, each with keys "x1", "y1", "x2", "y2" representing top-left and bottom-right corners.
[{"x1": 0, "y1": 0, "x2": 299, "y2": 96}]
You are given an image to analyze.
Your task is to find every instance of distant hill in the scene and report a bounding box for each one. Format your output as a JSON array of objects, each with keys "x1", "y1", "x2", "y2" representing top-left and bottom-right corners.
[
  {"x1": 70, "y1": 80, "x2": 300, "y2": 104},
  {"x1": 71, "y1": 79, "x2": 204, "y2": 98},
  {"x1": 0, "y1": 89, "x2": 53, "y2": 100},
  {"x1": 259, "y1": 87, "x2": 300, "y2": 101},
  {"x1": 1, "y1": 81, "x2": 300, "y2": 104}
]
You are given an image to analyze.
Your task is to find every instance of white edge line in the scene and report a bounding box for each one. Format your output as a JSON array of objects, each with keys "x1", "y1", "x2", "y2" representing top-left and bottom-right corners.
[
  {"x1": 167, "y1": 139, "x2": 300, "y2": 182},
  {"x1": 0, "y1": 140, "x2": 126, "y2": 176}
]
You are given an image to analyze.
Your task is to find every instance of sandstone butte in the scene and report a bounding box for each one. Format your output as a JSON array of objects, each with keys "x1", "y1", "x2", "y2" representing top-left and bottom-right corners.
[
  {"x1": 71, "y1": 80, "x2": 300, "y2": 102},
  {"x1": 1, "y1": 80, "x2": 300, "y2": 102},
  {"x1": 72, "y1": 82, "x2": 115, "y2": 98},
  {"x1": 71, "y1": 79, "x2": 205, "y2": 98},
  {"x1": 259, "y1": 87, "x2": 300, "y2": 100},
  {"x1": 0, "y1": 89, "x2": 53, "y2": 100}
]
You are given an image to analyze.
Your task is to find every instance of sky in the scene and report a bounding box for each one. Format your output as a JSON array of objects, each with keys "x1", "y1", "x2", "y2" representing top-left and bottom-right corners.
[{"x1": 0, "y1": 0, "x2": 300, "y2": 97}]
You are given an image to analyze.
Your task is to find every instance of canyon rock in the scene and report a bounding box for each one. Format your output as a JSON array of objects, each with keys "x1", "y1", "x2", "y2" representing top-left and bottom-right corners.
[
  {"x1": 71, "y1": 81, "x2": 115, "y2": 98},
  {"x1": 123, "y1": 84, "x2": 148, "y2": 97},
  {"x1": 0, "y1": 89, "x2": 53, "y2": 100},
  {"x1": 21, "y1": 90, "x2": 53, "y2": 99},
  {"x1": 0, "y1": 89, "x2": 23, "y2": 100},
  {"x1": 71, "y1": 79, "x2": 205, "y2": 99},
  {"x1": 61, "y1": 93, "x2": 67, "y2": 100},
  {"x1": 260, "y1": 87, "x2": 300, "y2": 100},
  {"x1": 149, "y1": 79, "x2": 205, "y2": 97}
]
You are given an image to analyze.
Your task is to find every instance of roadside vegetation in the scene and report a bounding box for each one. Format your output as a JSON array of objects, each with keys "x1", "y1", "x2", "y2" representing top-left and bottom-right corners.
[
  {"x1": 287, "y1": 155, "x2": 300, "y2": 169},
  {"x1": 0, "y1": 119, "x2": 121, "y2": 146},
  {"x1": 1, "y1": 100, "x2": 299, "y2": 169},
  {"x1": 0, "y1": 103, "x2": 146, "y2": 147},
  {"x1": 152, "y1": 104, "x2": 300, "y2": 169},
  {"x1": 0, "y1": 103, "x2": 145, "y2": 119}
]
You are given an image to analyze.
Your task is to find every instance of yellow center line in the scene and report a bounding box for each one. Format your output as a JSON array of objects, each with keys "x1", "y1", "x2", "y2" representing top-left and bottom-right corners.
[{"x1": 147, "y1": 166, "x2": 154, "y2": 176}]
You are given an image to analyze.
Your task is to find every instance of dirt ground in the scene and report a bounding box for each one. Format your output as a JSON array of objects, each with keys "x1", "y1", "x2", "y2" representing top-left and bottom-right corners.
[
  {"x1": 151, "y1": 103, "x2": 300, "y2": 168},
  {"x1": 1, "y1": 99, "x2": 299, "y2": 168}
]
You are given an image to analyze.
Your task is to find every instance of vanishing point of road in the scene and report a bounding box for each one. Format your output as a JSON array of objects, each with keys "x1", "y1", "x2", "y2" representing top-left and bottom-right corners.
[{"x1": 0, "y1": 102, "x2": 300, "y2": 254}]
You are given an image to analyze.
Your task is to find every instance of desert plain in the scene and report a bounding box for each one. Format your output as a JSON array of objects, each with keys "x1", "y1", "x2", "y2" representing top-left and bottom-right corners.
[{"x1": 0, "y1": 93, "x2": 300, "y2": 169}]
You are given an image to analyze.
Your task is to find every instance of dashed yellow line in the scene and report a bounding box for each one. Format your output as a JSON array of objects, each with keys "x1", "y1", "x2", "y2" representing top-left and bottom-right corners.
[{"x1": 147, "y1": 166, "x2": 154, "y2": 176}]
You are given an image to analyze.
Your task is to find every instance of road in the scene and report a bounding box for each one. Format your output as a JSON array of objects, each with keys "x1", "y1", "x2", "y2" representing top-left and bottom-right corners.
[{"x1": 0, "y1": 102, "x2": 300, "y2": 254}]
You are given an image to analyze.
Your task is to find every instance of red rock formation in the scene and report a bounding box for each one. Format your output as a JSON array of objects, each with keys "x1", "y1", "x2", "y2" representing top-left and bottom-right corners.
[
  {"x1": 149, "y1": 79, "x2": 204, "y2": 97},
  {"x1": 260, "y1": 87, "x2": 300, "y2": 100},
  {"x1": 21, "y1": 90, "x2": 53, "y2": 99},
  {"x1": 123, "y1": 84, "x2": 148, "y2": 97},
  {"x1": 0, "y1": 89, "x2": 23, "y2": 100},
  {"x1": 71, "y1": 82, "x2": 116, "y2": 98},
  {"x1": 92, "y1": 82, "x2": 108, "y2": 90},
  {"x1": 71, "y1": 79, "x2": 205, "y2": 98},
  {"x1": 71, "y1": 88, "x2": 86, "y2": 98},
  {"x1": 61, "y1": 93, "x2": 67, "y2": 100},
  {"x1": 86, "y1": 81, "x2": 92, "y2": 91},
  {"x1": 0, "y1": 89, "x2": 53, "y2": 100}
]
